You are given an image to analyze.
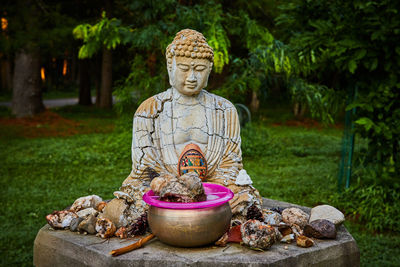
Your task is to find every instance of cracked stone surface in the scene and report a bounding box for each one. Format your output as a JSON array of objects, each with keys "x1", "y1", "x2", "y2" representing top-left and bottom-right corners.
[
  {"x1": 34, "y1": 198, "x2": 360, "y2": 267},
  {"x1": 117, "y1": 87, "x2": 262, "y2": 224}
]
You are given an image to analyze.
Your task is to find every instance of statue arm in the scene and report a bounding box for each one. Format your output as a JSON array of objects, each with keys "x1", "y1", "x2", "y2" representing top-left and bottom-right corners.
[{"x1": 208, "y1": 103, "x2": 263, "y2": 222}]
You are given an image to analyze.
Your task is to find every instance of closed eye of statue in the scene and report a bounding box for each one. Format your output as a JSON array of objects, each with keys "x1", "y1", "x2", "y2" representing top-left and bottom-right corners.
[
  {"x1": 177, "y1": 64, "x2": 190, "y2": 71},
  {"x1": 195, "y1": 65, "x2": 206, "y2": 71}
]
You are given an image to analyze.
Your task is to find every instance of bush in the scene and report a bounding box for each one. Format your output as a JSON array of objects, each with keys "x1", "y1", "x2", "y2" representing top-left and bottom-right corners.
[{"x1": 331, "y1": 183, "x2": 400, "y2": 233}]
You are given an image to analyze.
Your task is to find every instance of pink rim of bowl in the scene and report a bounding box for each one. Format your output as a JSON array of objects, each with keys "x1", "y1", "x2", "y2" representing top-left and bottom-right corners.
[{"x1": 142, "y1": 183, "x2": 234, "y2": 210}]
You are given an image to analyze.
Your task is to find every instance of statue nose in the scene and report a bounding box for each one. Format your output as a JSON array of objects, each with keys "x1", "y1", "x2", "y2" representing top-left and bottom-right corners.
[{"x1": 187, "y1": 69, "x2": 197, "y2": 82}]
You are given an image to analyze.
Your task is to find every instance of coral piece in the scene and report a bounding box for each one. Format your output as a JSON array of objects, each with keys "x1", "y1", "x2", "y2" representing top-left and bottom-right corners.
[
  {"x1": 96, "y1": 218, "x2": 116, "y2": 238},
  {"x1": 241, "y1": 219, "x2": 276, "y2": 250},
  {"x1": 150, "y1": 172, "x2": 206, "y2": 203},
  {"x1": 296, "y1": 235, "x2": 314, "y2": 248},
  {"x1": 282, "y1": 208, "x2": 310, "y2": 228},
  {"x1": 70, "y1": 195, "x2": 103, "y2": 212},
  {"x1": 304, "y1": 219, "x2": 337, "y2": 239},
  {"x1": 46, "y1": 210, "x2": 78, "y2": 229}
]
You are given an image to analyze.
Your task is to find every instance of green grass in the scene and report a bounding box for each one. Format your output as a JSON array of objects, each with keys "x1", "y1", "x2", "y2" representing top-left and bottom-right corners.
[{"x1": 0, "y1": 107, "x2": 399, "y2": 266}]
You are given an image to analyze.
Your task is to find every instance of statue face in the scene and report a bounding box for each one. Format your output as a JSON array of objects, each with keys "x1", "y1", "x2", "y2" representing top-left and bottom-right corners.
[{"x1": 168, "y1": 56, "x2": 212, "y2": 96}]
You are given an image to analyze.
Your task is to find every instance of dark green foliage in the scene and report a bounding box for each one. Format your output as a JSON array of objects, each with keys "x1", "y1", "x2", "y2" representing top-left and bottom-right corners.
[
  {"x1": 332, "y1": 183, "x2": 400, "y2": 232},
  {"x1": 276, "y1": 0, "x2": 400, "y2": 183}
]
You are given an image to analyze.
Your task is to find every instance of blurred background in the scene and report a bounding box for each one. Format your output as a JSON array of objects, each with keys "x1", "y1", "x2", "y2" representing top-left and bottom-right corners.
[{"x1": 1, "y1": 0, "x2": 399, "y2": 266}]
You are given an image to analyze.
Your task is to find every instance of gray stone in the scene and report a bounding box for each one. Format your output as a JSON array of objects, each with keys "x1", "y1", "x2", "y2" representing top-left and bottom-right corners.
[
  {"x1": 310, "y1": 205, "x2": 345, "y2": 225},
  {"x1": 34, "y1": 198, "x2": 359, "y2": 267},
  {"x1": 70, "y1": 217, "x2": 84, "y2": 232}
]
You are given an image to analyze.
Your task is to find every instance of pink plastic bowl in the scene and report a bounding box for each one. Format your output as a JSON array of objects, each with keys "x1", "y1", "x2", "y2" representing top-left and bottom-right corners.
[{"x1": 143, "y1": 183, "x2": 234, "y2": 209}]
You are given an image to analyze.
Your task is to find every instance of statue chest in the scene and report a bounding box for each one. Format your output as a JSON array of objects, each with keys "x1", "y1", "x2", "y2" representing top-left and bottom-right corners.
[{"x1": 171, "y1": 103, "x2": 209, "y2": 152}]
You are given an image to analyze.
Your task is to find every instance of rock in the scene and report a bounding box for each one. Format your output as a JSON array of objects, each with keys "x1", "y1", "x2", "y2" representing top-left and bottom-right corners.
[
  {"x1": 70, "y1": 217, "x2": 84, "y2": 232},
  {"x1": 296, "y1": 235, "x2": 314, "y2": 248},
  {"x1": 241, "y1": 219, "x2": 276, "y2": 250},
  {"x1": 304, "y1": 219, "x2": 337, "y2": 239},
  {"x1": 78, "y1": 214, "x2": 97, "y2": 234},
  {"x1": 70, "y1": 195, "x2": 103, "y2": 212},
  {"x1": 100, "y1": 198, "x2": 129, "y2": 228},
  {"x1": 282, "y1": 208, "x2": 309, "y2": 228},
  {"x1": 309, "y1": 205, "x2": 345, "y2": 225},
  {"x1": 96, "y1": 218, "x2": 116, "y2": 238},
  {"x1": 46, "y1": 210, "x2": 78, "y2": 229},
  {"x1": 281, "y1": 234, "x2": 295, "y2": 244},
  {"x1": 235, "y1": 170, "x2": 253, "y2": 185},
  {"x1": 263, "y1": 209, "x2": 282, "y2": 225},
  {"x1": 76, "y1": 208, "x2": 98, "y2": 218}
]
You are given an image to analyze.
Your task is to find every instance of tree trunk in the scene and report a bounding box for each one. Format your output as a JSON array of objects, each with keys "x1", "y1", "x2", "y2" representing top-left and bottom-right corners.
[
  {"x1": 0, "y1": 58, "x2": 13, "y2": 91},
  {"x1": 99, "y1": 46, "x2": 112, "y2": 108},
  {"x1": 78, "y1": 59, "x2": 92, "y2": 105},
  {"x1": 11, "y1": 49, "x2": 44, "y2": 117},
  {"x1": 249, "y1": 90, "x2": 260, "y2": 113}
]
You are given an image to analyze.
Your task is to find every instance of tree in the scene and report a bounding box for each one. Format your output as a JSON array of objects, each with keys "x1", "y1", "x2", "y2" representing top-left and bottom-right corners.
[
  {"x1": 276, "y1": 0, "x2": 400, "y2": 182},
  {"x1": 3, "y1": 0, "x2": 82, "y2": 117}
]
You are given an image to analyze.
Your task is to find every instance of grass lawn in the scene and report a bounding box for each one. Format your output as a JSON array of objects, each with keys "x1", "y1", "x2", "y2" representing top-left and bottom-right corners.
[{"x1": 0, "y1": 105, "x2": 398, "y2": 266}]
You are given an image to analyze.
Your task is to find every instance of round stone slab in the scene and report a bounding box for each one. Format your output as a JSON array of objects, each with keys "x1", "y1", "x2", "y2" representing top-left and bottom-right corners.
[{"x1": 34, "y1": 198, "x2": 360, "y2": 267}]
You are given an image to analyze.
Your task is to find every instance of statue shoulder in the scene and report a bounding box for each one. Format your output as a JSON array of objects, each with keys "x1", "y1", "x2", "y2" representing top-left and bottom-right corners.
[
  {"x1": 135, "y1": 89, "x2": 173, "y2": 117},
  {"x1": 203, "y1": 90, "x2": 236, "y2": 111}
]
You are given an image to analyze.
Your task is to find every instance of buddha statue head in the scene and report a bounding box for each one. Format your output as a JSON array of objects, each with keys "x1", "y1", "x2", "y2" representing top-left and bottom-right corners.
[{"x1": 166, "y1": 29, "x2": 214, "y2": 96}]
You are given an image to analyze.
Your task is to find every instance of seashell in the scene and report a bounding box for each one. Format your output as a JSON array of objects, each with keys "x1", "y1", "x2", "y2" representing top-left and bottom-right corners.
[
  {"x1": 70, "y1": 195, "x2": 103, "y2": 212},
  {"x1": 46, "y1": 210, "x2": 78, "y2": 229},
  {"x1": 96, "y1": 201, "x2": 107, "y2": 212},
  {"x1": 296, "y1": 235, "x2": 314, "y2": 248},
  {"x1": 185, "y1": 51, "x2": 191, "y2": 57},
  {"x1": 96, "y1": 218, "x2": 117, "y2": 238},
  {"x1": 178, "y1": 143, "x2": 207, "y2": 181},
  {"x1": 281, "y1": 233, "x2": 295, "y2": 243}
]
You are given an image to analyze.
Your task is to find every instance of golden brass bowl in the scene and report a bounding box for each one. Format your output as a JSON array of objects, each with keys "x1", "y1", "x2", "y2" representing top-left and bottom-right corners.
[{"x1": 148, "y1": 202, "x2": 232, "y2": 247}]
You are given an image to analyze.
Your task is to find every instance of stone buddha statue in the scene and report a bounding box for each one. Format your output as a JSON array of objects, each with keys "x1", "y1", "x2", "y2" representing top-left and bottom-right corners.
[{"x1": 112, "y1": 29, "x2": 262, "y2": 225}]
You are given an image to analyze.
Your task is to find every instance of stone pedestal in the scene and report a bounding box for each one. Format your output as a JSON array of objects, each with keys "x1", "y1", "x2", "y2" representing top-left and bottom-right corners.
[{"x1": 34, "y1": 198, "x2": 360, "y2": 267}]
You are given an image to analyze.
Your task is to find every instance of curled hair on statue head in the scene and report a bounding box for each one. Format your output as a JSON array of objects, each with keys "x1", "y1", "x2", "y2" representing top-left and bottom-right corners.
[{"x1": 166, "y1": 29, "x2": 214, "y2": 67}]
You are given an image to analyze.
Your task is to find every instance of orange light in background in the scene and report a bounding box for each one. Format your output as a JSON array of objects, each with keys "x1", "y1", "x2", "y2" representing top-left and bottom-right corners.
[
  {"x1": 62, "y1": 59, "x2": 67, "y2": 76},
  {"x1": 1, "y1": 18, "x2": 8, "y2": 31},
  {"x1": 41, "y1": 67, "x2": 46, "y2": 81}
]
